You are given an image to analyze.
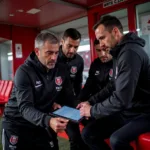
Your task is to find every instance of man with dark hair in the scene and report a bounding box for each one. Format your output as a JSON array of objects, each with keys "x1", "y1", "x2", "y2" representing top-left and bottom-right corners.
[
  {"x1": 57, "y1": 28, "x2": 86, "y2": 150},
  {"x1": 2, "y1": 32, "x2": 75, "y2": 150},
  {"x1": 79, "y1": 15, "x2": 150, "y2": 150},
  {"x1": 77, "y1": 39, "x2": 113, "y2": 104},
  {"x1": 58, "y1": 28, "x2": 83, "y2": 96}
]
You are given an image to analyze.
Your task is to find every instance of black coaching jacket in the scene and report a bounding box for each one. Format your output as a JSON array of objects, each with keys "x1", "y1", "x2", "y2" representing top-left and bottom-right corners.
[
  {"x1": 3, "y1": 51, "x2": 75, "y2": 128},
  {"x1": 58, "y1": 46, "x2": 84, "y2": 96},
  {"x1": 78, "y1": 58, "x2": 114, "y2": 105},
  {"x1": 91, "y1": 32, "x2": 150, "y2": 119}
]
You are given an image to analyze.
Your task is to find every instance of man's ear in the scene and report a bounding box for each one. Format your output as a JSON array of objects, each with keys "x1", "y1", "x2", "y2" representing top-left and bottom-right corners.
[
  {"x1": 35, "y1": 48, "x2": 39, "y2": 56},
  {"x1": 61, "y1": 38, "x2": 64, "y2": 45},
  {"x1": 113, "y1": 27, "x2": 120, "y2": 35}
]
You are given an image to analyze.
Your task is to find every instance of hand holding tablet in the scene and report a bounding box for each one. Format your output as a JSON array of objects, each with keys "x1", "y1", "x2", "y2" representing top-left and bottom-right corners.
[{"x1": 51, "y1": 106, "x2": 83, "y2": 123}]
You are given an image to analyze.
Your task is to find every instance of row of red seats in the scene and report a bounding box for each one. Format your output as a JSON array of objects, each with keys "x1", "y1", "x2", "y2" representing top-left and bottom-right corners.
[
  {"x1": 58, "y1": 122, "x2": 150, "y2": 150},
  {"x1": 0, "y1": 80, "x2": 13, "y2": 116}
]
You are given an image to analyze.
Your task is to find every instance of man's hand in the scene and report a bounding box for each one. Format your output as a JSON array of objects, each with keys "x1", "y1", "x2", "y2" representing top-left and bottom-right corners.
[
  {"x1": 52, "y1": 102, "x2": 61, "y2": 110},
  {"x1": 76, "y1": 101, "x2": 90, "y2": 109},
  {"x1": 79, "y1": 102, "x2": 92, "y2": 118},
  {"x1": 49, "y1": 117, "x2": 69, "y2": 133}
]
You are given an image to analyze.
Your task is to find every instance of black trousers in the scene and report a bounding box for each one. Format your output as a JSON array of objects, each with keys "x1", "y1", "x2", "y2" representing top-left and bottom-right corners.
[
  {"x1": 66, "y1": 121, "x2": 89, "y2": 150},
  {"x1": 2, "y1": 121, "x2": 58, "y2": 150},
  {"x1": 81, "y1": 113, "x2": 150, "y2": 150}
]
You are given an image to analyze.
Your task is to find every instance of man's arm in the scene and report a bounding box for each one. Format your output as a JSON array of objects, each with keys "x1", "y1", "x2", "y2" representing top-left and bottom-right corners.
[
  {"x1": 15, "y1": 66, "x2": 69, "y2": 132},
  {"x1": 15, "y1": 67, "x2": 51, "y2": 127},
  {"x1": 91, "y1": 50, "x2": 142, "y2": 119},
  {"x1": 88, "y1": 80, "x2": 115, "y2": 105}
]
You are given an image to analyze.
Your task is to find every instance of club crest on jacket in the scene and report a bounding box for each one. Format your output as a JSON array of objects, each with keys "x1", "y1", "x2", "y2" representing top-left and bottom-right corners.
[
  {"x1": 55, "y1": 77, "x2": 62, "y2": 86},
  {"x1": 70, "y1": 66, "x2": 77, "y2": 74},
  {"x1": 10, "y1": 135, "x2": 18, "y2": 145}
]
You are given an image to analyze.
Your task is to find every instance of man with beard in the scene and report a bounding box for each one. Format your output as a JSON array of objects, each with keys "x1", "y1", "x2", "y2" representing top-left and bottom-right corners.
[
  {"x1": 79, "y1": 15, "x2": 150, "y2": 150},
  {"x1": 58, "y1": 28, "x2": 83, "y2": 97},
  {"x1": 2, "y1": 32, "x2": 75, "y2": 150},
  {"x1": 77, "y1": 39, "x2": 114, "y2": 105},
  {"x1": 57, "y1": 28, "x2": 88, "y2": 150}
]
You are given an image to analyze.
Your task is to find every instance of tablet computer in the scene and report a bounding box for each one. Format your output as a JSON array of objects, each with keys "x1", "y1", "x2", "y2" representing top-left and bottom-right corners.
[{"x1": 51, "y1": 106, "x2": 83, "y2": 123}]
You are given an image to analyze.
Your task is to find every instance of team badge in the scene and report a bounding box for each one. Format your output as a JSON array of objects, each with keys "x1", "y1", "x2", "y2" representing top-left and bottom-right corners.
[
  {"x1": 10, "y1": 135, "x2": 18, "y2": 145},
  {"x1": 55, "y1": 77, "x2": 62, "y2": 86},
  {"x1": 109, "y1": 69, "x2": 113, "y2": 77},
  {"x1": 71, "y1": 66, "x2": 77, "y2": 74}
]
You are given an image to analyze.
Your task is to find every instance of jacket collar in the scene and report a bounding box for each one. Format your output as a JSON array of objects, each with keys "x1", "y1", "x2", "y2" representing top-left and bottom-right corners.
[
  {"x1": 59, "y1": 45, "x2": 76, "y2": 62},
  {"x1": 110, "y1": 32, "x2": 145, "y2": 58}
]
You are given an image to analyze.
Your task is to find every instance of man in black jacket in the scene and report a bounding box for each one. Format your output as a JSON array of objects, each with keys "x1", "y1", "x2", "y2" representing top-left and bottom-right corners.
[
  {"x1": 2, "y1": 32, "x2": 75, "y2": 150},
  {"x1": 58, "y1": 28, "x2": 84, "y2": 97},
  {"x1": 79, "y1": 15, "x2": 150, "y2": 150},
  {"x1": 57, "y1": 28, "x2": 88, "y2": 150},
  {"x1": 77, "y1": 39, "x2": 113, "y2": 105}
]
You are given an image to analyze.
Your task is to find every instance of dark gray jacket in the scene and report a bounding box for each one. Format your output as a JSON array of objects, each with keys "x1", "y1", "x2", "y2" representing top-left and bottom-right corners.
[
  {"x1": 78, "y1": 58, "x2": 114, "y2": 105},
  {"x1": 91, "y1": 32, "x2": 150, "y2": 119}
]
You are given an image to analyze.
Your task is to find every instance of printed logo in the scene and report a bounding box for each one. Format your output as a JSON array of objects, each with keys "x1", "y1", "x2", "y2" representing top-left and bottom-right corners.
[
  {"x1": 36, "y1": 81, "x2": 41, "y2": 85},
  {"x1": 109, "y1": 69, "x2": 113, "y2": 77},
  {"x1": 35, "y1": 80, "x2": 42, "y2": 88},
  {"x1": 10, "y1": 135, "x2": 18, "y2": 145},
  {"x1": 70, "y1": 66, "x2": 77, "y2": 74},
  {"x1": 49, "y1": 141, "x2": 54, "y2": 148},
  {"x1": 95, "y1": 70, "x2": 100, "y2": 75},
  {"x1": 55, "y1": 77, "x2": 62, "y2": 86}
]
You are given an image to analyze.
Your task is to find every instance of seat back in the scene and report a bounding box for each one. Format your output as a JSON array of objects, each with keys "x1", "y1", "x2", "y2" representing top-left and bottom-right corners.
[
  {"x1": 0, "y1": 80, "x2": 4, "y2": 92},
  {"x1": 4, "y1": 80, "x2": 13, "y2": 101},
  {"x1": 0, "y1": 80, "x2": 9, "y2": 99}
]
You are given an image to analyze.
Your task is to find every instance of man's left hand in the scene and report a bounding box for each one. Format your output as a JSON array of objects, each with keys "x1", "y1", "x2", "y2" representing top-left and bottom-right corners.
[
  {"x1": 52, "y1": 102, "x2": 61, "y2": 110},
  {"x1": 79, "y1": 103, "x2": 92, "y2": 117}
]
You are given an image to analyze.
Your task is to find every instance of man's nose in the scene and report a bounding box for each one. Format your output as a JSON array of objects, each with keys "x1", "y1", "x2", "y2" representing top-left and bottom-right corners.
[
  {"x1": 101, "y1": 51, "x2": 106, "y2": 56},
  {"x1": 100, "y1": 42, "x2": 105, "y2": 48},
  {"x1": 69, "y1": 47, "x2": 75, "y2": 53},
  {"x1": 51, "y1": 54, "x2": 57, "y2": 60}
]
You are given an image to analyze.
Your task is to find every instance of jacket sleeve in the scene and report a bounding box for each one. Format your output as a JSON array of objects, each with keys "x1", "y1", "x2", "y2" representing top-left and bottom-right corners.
[
  {"x1": 88, "y1": 80, "x2": 115, "y2": 105},
  {"x1": 74, "y1": 59, "x2": 84, "y2": 96},
  {"x1": 77, "y1": 62, "x2": 96, "y2": 101},
  {"x1": 15, "y1": 67, "x2": 51, "y2": 128},
  {"x1": 91, "y1": 50, "x2": 142, "y2": 119}
]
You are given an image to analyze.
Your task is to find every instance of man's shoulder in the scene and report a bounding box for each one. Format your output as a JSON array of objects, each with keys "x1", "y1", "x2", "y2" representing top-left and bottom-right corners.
[
  {"x1": 15, "y1": 63, "x2": 36, "y2": 79},
  {"x1": 17, "y1": 63, "x2": 33, "y2": 72},
  {"x1": 75, "y1": 53, "x2": 84, "y2": 63}
]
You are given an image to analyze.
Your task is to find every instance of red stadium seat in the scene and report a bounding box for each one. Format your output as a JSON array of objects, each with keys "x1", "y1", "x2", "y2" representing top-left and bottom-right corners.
[
  {"x1": 0, "y1": 80, "x2": 8, "y2": 101},
  {"x1": 0, "y1": 80, "x2": 4, "y2": 93},
  {"x1": 137, "y1": 132, "x2": 150, "y2": 150},
  {"x1": 0, "y1": 80, "x2": 13, "y2": 116},
  {"x1": 3, "y1": 80, "x2": 13, "y2": 101}
]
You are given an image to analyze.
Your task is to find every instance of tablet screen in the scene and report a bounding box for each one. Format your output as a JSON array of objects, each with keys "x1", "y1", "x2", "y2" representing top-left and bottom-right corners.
[{"x1": 52, "y1": 106, "x2": 82, "y2": 122}]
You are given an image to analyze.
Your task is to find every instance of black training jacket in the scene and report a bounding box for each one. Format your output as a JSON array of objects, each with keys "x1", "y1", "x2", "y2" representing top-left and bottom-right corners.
[
  {"x1": 91, "y1": 32, "x2": 150, "y2": 119},
  {"x1": 78, "y1": 58, "x2": 114, "y2": 105},
  {"x1": 3, "y1": 51, "x2": 75, "y2": 128},
  {"x1": 57, "y1": 46, "x2": 84, "y2": 96}
]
